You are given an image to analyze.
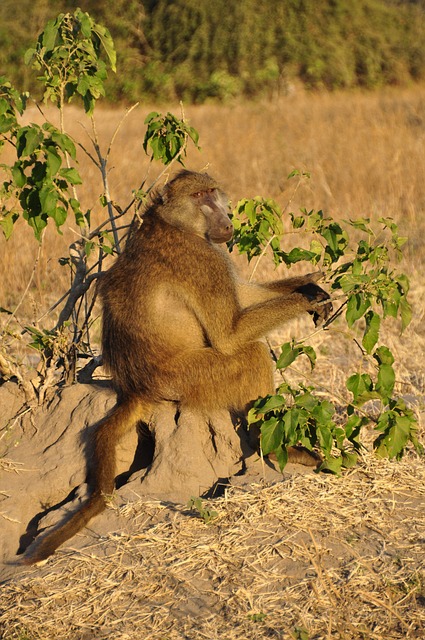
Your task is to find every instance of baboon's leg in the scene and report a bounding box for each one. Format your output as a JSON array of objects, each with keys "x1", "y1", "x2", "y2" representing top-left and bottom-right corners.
[
  {"x1": 169, "y1": 343, "x2": 320, "y2": 467},
  {"x1": 168, "y1": 341, "x2": 275, "y2": 412}
]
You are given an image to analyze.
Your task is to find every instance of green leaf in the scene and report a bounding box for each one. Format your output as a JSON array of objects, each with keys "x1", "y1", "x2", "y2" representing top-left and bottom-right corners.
[
  {"x1": 320, "y1": 455, "x2": 343, "y2": 475},
  {"x1": 11, "y1": 165, "x2": 26, "y2": 188},
  {"x1": 187, "y1": 125, "x2": 199, "y2": 146},
  {"x1": 84, "y1": 241, "x2": 95, "y2": 258},
  {"x1": 144, "y1": 111, "x2": 160, "y2": 124},
  {"x1": 295, "y1": 392, "x2": 318, "y2": 411},
  {"x1": 77, "y1": 75, "x2": 91, "y2": 97},
  {"x1": 301, "y1": 345, "x2": 317, "y2": 371},
  {"x1": 309, "y1": 239, "x2": 323, "y2": 258},
  {"x1": 375, "y1": 412, "x2": 412, "y2": 459},
  {"x1": 51, "y1": 205, "x2": 67, "y2": 228},
  {"x1": 0, "y1": 115, "x2": 16, "y2": 134},
  {"x1": 396, "y1": 273, "x2": 410, "y2": 294},
  {"x1": 142, "y1": 111, "x2": 200, "y2": 165},
  {"x1": 321, "y1": 222, "x2": 348, "y2": 260},
  {"x1": 341, "y1": 451, "x2": 358, "y2": 468},
  {"x1": 283, "y1": 247, "x2": 317, "y2": 264},
  {"x1": 17, "y1": 126, "x2": 43, "y2": 157},
  {"x1": 346, "y1": 293, "x2": 370, "y2": 327},
  {"x1": 93, "y1": 24, "x2": 117, "y2": 72},
  {"x1": 376, "y1": 363, "x2": 395, "y2": 401},
  {"x1": 0, "y1": 211, "x2": 19, "y2": 239},
  {"x1": 312, "y1": 400, "x2": 335, "y2": 422},
  {"x1": 345, "y1": 413, "x2": 368, "y2": 440},
  {"x1": 317, "y1": 424, "x2": 333, "y2": 454},
  {"x1": 362, "y1": 310, "x2": 380, "y2": 354},
  {"x1": 260, "y1": 418, "x2": 284, "y2": 455},
  {"x1": 77, "y1": 9, "x2": 93, "y2": 38},
  {"x1": 338, "y1": 273, "x2": 369, "y2": 294},
  {"x1": 59, "y1": 167, "x2": 82, "y2": 185},
  {"x1": 345, "y1": 217, "x2": 373, "y2": 234},
  {"x1": 289, "y1": 213, "x2": 305, "y2": 229},
  {"x1": 42, "y1": 18, "x2": 59, "y2": 52},
  {"x1": 273, "y1": 445, "x2": 288, "y2": 470},
  {"x1": 25, "y1": 211, "x2": 48, "y2": 241},
  {"x1": 399, "y1": 297, "x2": 412, "y2": 332},
  {"x1": 346, "y1": 373, "x2": 366, "y2": 402},
  {"x1": 46, "y1": 148, "x2": 62, "y2": 177},
  {"x1": 256, "y1": 394, "x2": 287, "y2": 412},
  {"x1": 39, "y1": 182, "x2": 58, "y2": 215},
  {"x1": 277, "y1": 343, "x2": 316, "y2": 371},
  {"x1": 346, "y1": 373, "x2": 375, "y2": 404},
  {"x1": 24, "y1": 48, "x2": 37, "y2": 66},
  {"x1": 49, "y1": 130, "x2": 76, "y2": 159},
  {"x1": 373, "y1": 346, "x2": 394, "y2": 366},
  {"x1": 70, "y1": 198, "x2": 85, "y2": 226},
  {"x1": 277, "y1": 343, "x2": 298, "y2": 369}
]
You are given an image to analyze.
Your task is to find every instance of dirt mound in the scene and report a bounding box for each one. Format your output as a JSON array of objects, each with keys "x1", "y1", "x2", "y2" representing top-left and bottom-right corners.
[{"x1": 0, "y1": 380, "x2": 290, "y2": 577}]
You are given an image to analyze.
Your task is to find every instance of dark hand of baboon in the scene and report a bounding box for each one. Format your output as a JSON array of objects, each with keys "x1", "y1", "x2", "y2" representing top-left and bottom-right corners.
[
  {"x1": 22, "y1": 170, "x2": 331, "y2": 565},
  {"x1": 295, "y1": 282, "x2": 333, "y2": 326}
]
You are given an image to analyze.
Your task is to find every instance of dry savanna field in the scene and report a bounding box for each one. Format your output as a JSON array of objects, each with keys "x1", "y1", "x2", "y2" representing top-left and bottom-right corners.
[{"x1": 1, "y1": 86, "x2": 425, "y2": 639}]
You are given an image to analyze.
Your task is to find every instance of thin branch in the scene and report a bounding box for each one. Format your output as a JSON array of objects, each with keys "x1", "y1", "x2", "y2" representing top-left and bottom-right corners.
[
  {"x1": 106, "y1": 102, "x2": 140, "y2": 161},
  {"x1": 249, "y1": 235, "x2": 277, "y2": 283},
  {"x1": 91, "y1": 116, "x2": 121, "y2": 253},
  {"x1": 76, "y1": 138, "x2": 101, "y2": 169},
  {"x1": 36, "y1": 272, "x2": 100, "y2": 325},
  {"x1": 87, "y1": 207, "x2": 129, "y2": 240}
]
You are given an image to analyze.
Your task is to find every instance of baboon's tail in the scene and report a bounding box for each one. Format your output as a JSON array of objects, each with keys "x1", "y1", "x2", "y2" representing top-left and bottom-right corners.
[{"x1": 22, "y1": 397, "x2": 152, "y2": 565}]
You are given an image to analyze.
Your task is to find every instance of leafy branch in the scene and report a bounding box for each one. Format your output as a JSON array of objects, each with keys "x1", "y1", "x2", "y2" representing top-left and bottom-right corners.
[{"x1": 231, "y1": 186, "x2": 421, "y2": 472}]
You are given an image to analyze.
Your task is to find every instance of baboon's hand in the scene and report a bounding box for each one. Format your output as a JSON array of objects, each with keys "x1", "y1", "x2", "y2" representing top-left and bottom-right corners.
[{"x1": 296, "y1": 283, "x2": 333, "y2": 326}]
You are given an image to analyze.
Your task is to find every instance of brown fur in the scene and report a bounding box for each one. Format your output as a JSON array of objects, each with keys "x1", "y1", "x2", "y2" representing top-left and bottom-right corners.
[{"x1": 23, "y1": 170, "x2": 331, "y2": 564}]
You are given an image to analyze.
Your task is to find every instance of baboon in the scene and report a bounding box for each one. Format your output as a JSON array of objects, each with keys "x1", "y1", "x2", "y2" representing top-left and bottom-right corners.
[{"x1": 23, "y1": 170, "x2": 331, "y2": 564}]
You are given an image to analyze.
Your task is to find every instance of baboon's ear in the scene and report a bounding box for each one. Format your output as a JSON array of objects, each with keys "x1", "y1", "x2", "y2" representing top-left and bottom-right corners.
[{"x1": 152, "y1": 187, "x2": 166, "y2": 205}]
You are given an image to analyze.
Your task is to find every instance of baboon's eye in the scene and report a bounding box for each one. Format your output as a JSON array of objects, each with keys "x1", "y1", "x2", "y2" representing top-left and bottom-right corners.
[{"x1": 191, "y1": 191, "x2": 204, "y2": 198}]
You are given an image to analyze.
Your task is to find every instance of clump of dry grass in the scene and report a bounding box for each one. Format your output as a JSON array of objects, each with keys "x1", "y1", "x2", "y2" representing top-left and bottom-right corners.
[{"x1": 1, "y1": 451, "x2": 424, "y2": 639}]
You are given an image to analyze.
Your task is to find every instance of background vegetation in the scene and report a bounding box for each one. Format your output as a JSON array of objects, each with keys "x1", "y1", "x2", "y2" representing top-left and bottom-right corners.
[{"x1": 1, "y1": 0, "x2": 425, "y2": 103}]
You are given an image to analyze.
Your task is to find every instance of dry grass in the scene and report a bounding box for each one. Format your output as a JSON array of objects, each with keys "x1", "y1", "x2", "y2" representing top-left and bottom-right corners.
[{"x1": 1, "y1": 452, "x2": 424, "y2": 640}]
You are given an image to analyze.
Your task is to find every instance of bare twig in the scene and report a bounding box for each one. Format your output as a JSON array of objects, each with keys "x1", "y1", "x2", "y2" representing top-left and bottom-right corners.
[
  {"x1": 90, "y1": 117, "x2": 121, "y2": 253},
  {"x1": 54, "y1": 269, "x2": 100, "y2": 329},
  {"x1": 106, "y1": 102, "x2": 140, "y2": 161}
]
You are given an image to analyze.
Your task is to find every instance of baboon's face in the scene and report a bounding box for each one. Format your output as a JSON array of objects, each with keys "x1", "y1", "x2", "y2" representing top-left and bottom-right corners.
[
  {"x1": 191, "y1": 187, "x2": 233, "y2": 244},
  {"x1": 160, "y1": 171, "x2": 233, "y2": 243}
]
